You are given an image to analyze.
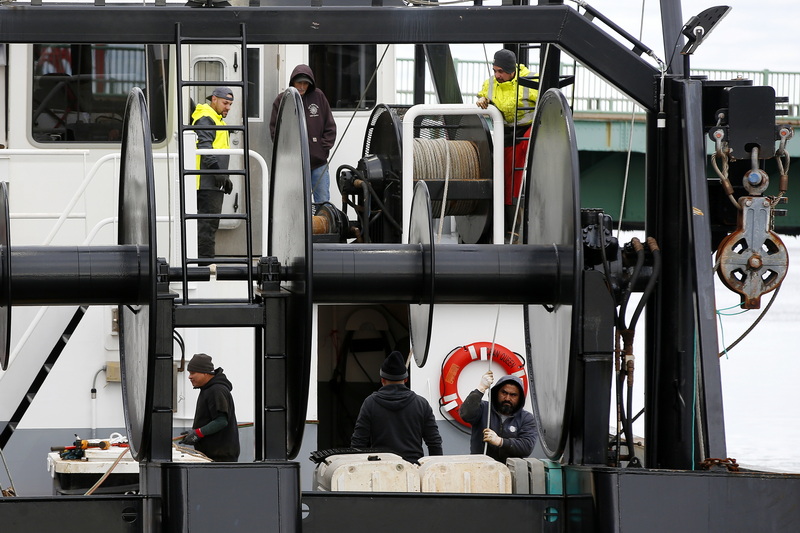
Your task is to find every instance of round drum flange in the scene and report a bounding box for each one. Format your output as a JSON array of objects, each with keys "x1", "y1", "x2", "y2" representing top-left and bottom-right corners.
[
  {"x1": 268, "y1": 88, "x2": 313, "y2": 460},
  {"x1": 523, "y1": 88, "x2": 583, "y2": 460},
  {"x1": 118, "y1": 87, "x2": 158, "y2": 462},
  {"x1": 408, "y1": 180, "x2": 435, "y2": 367},
  {"x1": 0, "y1": 183, "x2": 10, "y2": 371}
]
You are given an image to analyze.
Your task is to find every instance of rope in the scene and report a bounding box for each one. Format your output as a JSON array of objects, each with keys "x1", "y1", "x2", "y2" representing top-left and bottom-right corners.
[
  {"x1": 483, "y1": 306, "x2": 502, "y2": 455},
  {"x1": 413, "y1": 138, "x2": 482, "y2": 216},
  {"x1": 0, "y1": 445, "x2": 17, "y2": 496},
  {"x1": 84, "y1": 447, "x2": 130, "y2": 496}
]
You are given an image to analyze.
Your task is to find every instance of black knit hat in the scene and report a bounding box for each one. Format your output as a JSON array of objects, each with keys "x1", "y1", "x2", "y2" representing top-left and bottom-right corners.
[
  {"x1": 187, "y1": 353, "x2": 215, "y2": 374},
  {"x1": 380, "y1": 351, "x2": 409, "y2": 381},
  {"x1": 493, "y1": 49, "x2": 517, "y2": 74}
]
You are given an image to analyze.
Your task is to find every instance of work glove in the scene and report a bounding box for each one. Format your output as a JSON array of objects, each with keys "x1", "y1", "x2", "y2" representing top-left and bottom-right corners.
[
  {"x1": 180, "y1": 430, "x2": 201, "y2": 446},
  {"x1": 476, "y1": 96, "x2": 489, "y2": 109},
  {"x1": 213, "y1": 174, "x2": 232, "y2": 192},
  {"x1": 223, "y1": 178, "x2": 233, "y2": 195},
  {"x1": 478, "y1": 370, "x2": 494, "y2": 393},
  {"x1": 483, "y1": 428, "x2": 502, "y2": 447}
]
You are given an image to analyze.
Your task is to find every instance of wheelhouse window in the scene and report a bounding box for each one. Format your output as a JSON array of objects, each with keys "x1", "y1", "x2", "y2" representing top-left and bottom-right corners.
[
  {"x1": 32, "y1": 44, "x2": 168, "y2": 143},
  {"x1": 310, "y1": 44, "x2": 377, "y2": 110}
]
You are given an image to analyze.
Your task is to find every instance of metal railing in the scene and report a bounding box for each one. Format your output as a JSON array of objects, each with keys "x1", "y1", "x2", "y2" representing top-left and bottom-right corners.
[{"x1": 396, "y1": 58, "x2": 800, "y2": 118}]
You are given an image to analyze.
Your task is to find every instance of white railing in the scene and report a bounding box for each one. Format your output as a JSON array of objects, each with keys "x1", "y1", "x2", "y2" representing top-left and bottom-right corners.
[{"x1": 396, "y1": 58, "x2": 800, "y2": 117}]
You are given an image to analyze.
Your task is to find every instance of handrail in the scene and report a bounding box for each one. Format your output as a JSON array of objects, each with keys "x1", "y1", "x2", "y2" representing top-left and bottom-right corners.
[
  {"x1": 396, "y1": 58, "x2": 800, "y2": 117},
  {"x1": 0, "y1": 148, "x2": 267, "y2": 246}
]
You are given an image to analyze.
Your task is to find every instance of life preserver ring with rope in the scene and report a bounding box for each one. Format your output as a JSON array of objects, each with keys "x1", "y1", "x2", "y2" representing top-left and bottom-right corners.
[{"x1": 439, "y1": 341, "x2": 527, "y2": 427}]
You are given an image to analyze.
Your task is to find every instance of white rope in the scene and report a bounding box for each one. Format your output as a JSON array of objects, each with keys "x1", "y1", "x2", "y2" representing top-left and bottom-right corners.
[
  {"x1": 616, "y1": 0, "x2": 648, "y2": 240},
  {"x1": 483, "y1": 306, "x2": 502, "y2": 455}
]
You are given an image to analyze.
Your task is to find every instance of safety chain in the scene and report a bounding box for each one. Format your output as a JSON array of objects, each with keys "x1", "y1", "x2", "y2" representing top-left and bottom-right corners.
[{"x1": 700, "y1": 457, "x2": 740, "y2": 472}]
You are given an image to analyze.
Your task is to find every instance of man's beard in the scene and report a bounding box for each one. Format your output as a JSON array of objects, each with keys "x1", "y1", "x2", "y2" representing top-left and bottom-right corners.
[{"x1": 499, "y1": 402, "x2": 514, "y2": 415}]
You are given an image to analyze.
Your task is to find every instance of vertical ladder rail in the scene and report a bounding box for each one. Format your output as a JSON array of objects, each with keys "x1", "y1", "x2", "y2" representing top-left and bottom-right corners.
[{"x1": 174, "y1": 23, "x2": 255, "y2": 305}]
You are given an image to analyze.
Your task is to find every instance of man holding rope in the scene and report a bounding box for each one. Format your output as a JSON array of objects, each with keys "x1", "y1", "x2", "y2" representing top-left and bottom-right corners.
[{"x1": 459, "y1": 370, "x2": 536, "y2": 463}]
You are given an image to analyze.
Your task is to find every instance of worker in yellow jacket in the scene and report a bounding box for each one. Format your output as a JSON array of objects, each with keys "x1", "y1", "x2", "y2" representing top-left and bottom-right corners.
[
  {"x1": 192, "y1": 86, "x2": 234, "y2": 260},
  {"x1": 477, "y1": 49, "x2": 538, "y2": 240}
]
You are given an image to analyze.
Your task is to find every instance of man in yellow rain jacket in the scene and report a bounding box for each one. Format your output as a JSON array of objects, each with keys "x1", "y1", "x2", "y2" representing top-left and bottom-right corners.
[
  {"x1": 192, "y1": 86, "x2": 234, "y2": 260},
  {"x1": 477, "y1": 49, "x2": 538, "y2": 240}
]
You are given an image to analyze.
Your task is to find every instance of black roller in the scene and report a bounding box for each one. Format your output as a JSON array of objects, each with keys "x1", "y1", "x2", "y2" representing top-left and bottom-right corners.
[
  {"x1": 523, "y1": 89, "x2": 583, "y2": 460},
  {"x1": 117, "y1": 87, "x2": 158, "y2": 462},
  {"x1": 407, "y1": 180, "x2": 434, "y2": 367},
  {"x1": 268, "y1": 88, "x2": 313, "y2": 460},
  {"x1": 0, "y1": 183, "x2": 10, "y2": 371}
]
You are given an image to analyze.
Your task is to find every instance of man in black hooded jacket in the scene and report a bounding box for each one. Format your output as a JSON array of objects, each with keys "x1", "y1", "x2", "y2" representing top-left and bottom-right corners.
[
  {"x1": 350, "y1": 351, "x2": 443, "y2": 463},
  {"x1": 269, "y1": 64, "x2": 337, "y2": 203},
  {"x1": 460, "y1": 371, "x2": 536, "y2": 463},
  {"x1": 180, "y1": 353, "x2": 240, "y2": 462}
]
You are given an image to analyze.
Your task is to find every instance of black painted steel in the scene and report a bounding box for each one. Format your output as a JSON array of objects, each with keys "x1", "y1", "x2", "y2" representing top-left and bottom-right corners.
[
  {"x1": 268, "y1": 88, "x2": 312, "y2": 460},
  {"x1": 312, "y1": 243, "x2": 571, "y2": 304},
  {"x1": 118, "y1": 87, "x2": 158, "y2": 462},
  {"x1": 407, "y1": 181, "x2": 434, "y2": 367},
  {"x1": 0, "y1": 183, "x2": 9, "y2": 370},
  {"x1": 302, "y1": 491, "x2": 578, "y2": 533},
  {"x1": 523, "y1": 88, "x2": 583, "y2": 460},
  {"x1": 8, "y1": 247, "x2": 149, "y2": 304},
  {"x1": 0, "y1": 496, "x2": 144, "y2": 532},
  {"x1": 0, "y1": 5, "x2": 658, "y2": 110},
  {"x1": 681, "y1": 80, "x2": 727, "y2": 460},
  {"x1": 164, "y1": 462, "x2": 301, "y2": 533}
]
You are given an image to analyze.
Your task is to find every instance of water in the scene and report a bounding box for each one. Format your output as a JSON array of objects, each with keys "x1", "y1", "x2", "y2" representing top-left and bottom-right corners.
[
  {"x1": 717, "y1": 237, "x2": 800, "y2": 472},
  {"x1": 617, "y1": 236, "x2": 800, "y2": 473}
]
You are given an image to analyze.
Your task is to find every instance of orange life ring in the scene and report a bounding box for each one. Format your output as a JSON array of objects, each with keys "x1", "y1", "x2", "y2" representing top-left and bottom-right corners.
[{"x1": 439, "y1": 341, "x2": 527, "y2": 427}]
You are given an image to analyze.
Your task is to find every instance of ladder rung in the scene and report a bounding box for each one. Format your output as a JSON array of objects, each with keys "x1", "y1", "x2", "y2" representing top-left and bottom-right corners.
[
  {"x1": 178, "y1": 36, "x2": 247, "y2": 45},
  {"x1": 186, "y1": 213, "x2": 249, "y2": 220},
  {"x1": 180, "y1": 80, "x2": 245, "y2": 88},
  {"x1": 182, "y1": 124, "x2": 245, "y2": 132},
  {"x1": 186, "y1": 169, "x2": 247, "y2": 176}
]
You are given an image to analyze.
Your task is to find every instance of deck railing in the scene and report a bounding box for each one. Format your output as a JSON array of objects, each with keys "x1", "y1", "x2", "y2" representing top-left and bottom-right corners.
[{"x1": 396, "y1": 58, "x2": 800, "y2": 118}]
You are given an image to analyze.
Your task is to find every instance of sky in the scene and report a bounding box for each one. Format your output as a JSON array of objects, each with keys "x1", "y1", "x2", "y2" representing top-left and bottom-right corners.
[
  {"x1": 429, "y1": 1, "x2": 800, "y2": 74},
  {"x1": 571, "y1": 0, "x2": 800, "y2": 72}
]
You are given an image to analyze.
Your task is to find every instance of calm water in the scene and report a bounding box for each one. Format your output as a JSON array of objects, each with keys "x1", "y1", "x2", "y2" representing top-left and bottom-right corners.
[
  {"x1": 717, "y1": 236, "x2": 800, "y2": 472},
  {"x1": 621, "y1": 236, "x2": 800, "y2": 473}
]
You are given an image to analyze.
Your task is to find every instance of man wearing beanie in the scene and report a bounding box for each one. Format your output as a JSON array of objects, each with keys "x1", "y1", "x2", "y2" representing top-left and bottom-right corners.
[
  {"x1": 180, "y1": 353, "x2": 240, "y2": 461},
  {"x1": 350, "y1": 351, "x2": 443, "y2": 463},
  {"x1": 476, "y1": 48, "x2": 538, "y2": 242}
]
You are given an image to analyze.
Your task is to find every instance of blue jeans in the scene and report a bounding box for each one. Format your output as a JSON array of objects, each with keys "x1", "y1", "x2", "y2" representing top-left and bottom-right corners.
[{"x1": 310, "y1": 164, "x2": 331, "y2": 203}]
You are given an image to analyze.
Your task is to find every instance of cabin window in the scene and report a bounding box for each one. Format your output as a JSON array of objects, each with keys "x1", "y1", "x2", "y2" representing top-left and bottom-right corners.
[
  {"x1": 246, "y1": 47, "x2": 261, "y2": 119},
  {"x1": 31, "y1": 44, "x2": 168, "y2": 143},
  {"x1": 309, "y1": 44, "x2": 377, "y2": 110}
]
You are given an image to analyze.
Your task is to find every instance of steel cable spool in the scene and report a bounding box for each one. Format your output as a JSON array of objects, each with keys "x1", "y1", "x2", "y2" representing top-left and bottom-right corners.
[
  {"x1": 412, "y1": 137, "x2": 482, "y2": 216},
  {"x1": 362, "y1": 105, "x2": 493, "y2": 243}
]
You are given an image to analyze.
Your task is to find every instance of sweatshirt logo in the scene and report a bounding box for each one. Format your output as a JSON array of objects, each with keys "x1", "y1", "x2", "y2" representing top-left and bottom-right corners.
[
  {"x1": 308, "y1": 103, "x2": 320, "y2": 117},
  {"x1": 509, "y1": 426, "x2": 517, "y2": 433}
]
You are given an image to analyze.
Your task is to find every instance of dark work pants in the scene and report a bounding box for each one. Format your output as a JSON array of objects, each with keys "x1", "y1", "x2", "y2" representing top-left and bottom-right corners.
[{"x1": 197, "y1": 189, "x2": 224, "y2": 259}]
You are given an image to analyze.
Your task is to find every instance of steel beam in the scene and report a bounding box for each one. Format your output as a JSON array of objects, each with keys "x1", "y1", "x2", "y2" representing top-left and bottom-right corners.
[{"x1": 0, "y1": 4, "x2": 658, "y2": 109}]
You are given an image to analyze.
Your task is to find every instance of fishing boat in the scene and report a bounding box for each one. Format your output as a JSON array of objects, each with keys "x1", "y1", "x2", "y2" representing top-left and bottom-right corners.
[{"x1": 0, "y1": 1, "x2": 799, "y2": 532}]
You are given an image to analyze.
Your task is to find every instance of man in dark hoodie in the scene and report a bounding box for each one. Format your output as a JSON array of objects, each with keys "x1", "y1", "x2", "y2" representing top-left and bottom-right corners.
[
  {"x1": 459, "y1": 370, "x2": 536, "y2": 463},
  {"x1": 350, "y1": 351, "x2": 443, "y2": 463},
  {"x1": 180, "y1": 353, "x2": 240, "y2": 462},
  {"x1": 270, "y1": 64, "x2": 337, "y2": 204}
]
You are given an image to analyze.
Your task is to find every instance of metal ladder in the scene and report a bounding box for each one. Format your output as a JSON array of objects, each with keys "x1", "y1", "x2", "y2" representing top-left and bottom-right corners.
[{"x1": 174, "y1": 22, "x2": 255, "y2": 304}]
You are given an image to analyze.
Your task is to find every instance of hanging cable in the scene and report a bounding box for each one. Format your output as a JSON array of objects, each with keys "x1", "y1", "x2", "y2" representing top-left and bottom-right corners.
[
  {"x1": 318, "y1": 45, "x2": 391, "y2": 198},
  {"x1": 483, "y1": 307, "x2": 502, "y2": 455}
]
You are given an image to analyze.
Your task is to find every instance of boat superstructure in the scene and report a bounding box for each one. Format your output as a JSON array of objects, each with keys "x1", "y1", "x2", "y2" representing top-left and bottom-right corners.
[{"x1": 0, "y1": 1, "x2": 798, "y2": 532}]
